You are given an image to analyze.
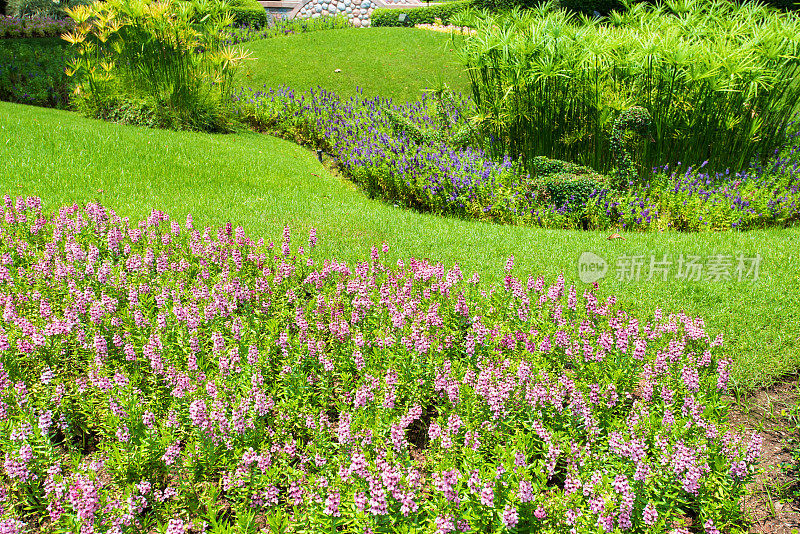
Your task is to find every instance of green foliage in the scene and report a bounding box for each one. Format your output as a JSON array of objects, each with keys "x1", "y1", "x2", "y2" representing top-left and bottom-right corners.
[
  {"x1": 471, "y1": 0, "x2": 546, "y2": 13},
  {"x1": 8, "y1": 0, "x2": 90, "y2": 18},
  {"x1": 557, "y1": 0, "x2": 623, "y2": 15},
  {"x1": 610, "y1": 105, "x2": 654, "y2": 189},
  {"x1": 223, "y1": 13, "x2": 351, "y2": 43},
  {"x1": 63, "y1": 0, "x2": 251, "y2": 132},
  {"x1": 559, "y1": 0, "x2": 798, "y2": 17},
  {"x1": 455, "y1": 0, "x2": 800, "y2": 178},
  {"x1": 385, "y1": 86, "x2": 480, "y2": 147},
  {"x1": 228, "y1": 0, "x2": 269, "y2": 27},
  {"x1": 0, "y1": 39, "x2": 73, "y2": 108},
  {"x1": 524, "y1": 156, "x2": 609, "y2": 210},
  {"x1": 371, "y1": 0, "x2": 471, "y2": 26}
]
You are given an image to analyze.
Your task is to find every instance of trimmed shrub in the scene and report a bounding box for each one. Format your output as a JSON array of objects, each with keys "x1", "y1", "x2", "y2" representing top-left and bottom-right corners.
[
  {"x1": 471, "y1": 0, "x2": 544, "y2": 11},
  {"x1": 524, "y1": 156, "x2": 609, "y2": 211},
  {"x1": 229, "y1": 0, "x2": 269, "y2": 27},
  {"x1": 372, "y1": 0, "x2": 470, "y2": 26}
]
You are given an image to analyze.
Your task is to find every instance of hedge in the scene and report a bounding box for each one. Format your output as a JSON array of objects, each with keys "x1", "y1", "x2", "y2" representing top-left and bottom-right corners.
[
  {"x1": 230, "y1": 0, "x2": 270, "y2": 27},
  {"x1": 371, "y1": 0, "x2": 471, "y2": 26},
  {"x1": 471, "y1": 0, "x2": 543, "y2": 11}
]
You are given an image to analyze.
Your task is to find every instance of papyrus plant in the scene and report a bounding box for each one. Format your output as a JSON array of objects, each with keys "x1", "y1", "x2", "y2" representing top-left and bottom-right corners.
[
  {"x1": 62, "y1": 0, "x2": 252, "y2": 131},
  {"x1": 452, "y1": 0, "x2": 800, "y2": 181}
]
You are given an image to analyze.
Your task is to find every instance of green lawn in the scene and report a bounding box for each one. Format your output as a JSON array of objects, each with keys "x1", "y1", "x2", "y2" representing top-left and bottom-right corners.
[
  {"x1": 240, "y1": 27, "x2": 470, "y2": 102},
  {"x1": 2, "y1": 101, "x2": 799, "y2": 392}
]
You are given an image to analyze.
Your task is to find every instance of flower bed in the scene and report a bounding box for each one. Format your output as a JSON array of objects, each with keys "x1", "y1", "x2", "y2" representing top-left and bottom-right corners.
[
  {"x1": 233, "y1": 85, "x2": 800, "y2": 231},
  {"x1": 0, "y1": 196, "x2": 760, "y2": 533},
  {"x1": 0, "y1": 16, "x2": 74, "y2": 38}
]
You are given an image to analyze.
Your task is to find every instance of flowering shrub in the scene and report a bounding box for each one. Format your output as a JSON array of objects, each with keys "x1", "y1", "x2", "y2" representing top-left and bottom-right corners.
[
  {"x1": 234, "y1": 85, "x2": 800, "y2": 231},
  {"x1": 0, "y1": 15, "x2": 74, "y2": 38},
  {"x1": 0, "y1": 196, "x2": 760, "y2": 533}
]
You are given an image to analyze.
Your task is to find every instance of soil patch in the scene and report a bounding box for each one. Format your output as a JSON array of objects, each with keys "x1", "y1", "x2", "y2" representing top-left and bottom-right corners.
[{"x1": 730, "y1": 376, "x2": 800, "y2": 533}]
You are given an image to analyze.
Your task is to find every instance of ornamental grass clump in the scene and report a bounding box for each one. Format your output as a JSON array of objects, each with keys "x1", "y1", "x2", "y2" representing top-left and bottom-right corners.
[
  {"x1": 62, "y1": 0, "x2": 251, "y2": 132},
  {"x1": 452, "y1": 0, "x2": 800, "y2": 181},
  {"x1": 0, "y1": 196, "x2": 761, "y2": 533}
]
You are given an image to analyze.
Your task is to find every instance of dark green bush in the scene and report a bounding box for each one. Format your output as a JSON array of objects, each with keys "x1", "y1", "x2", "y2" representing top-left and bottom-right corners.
[
  {"x1": 525, "y1": 156, "x2": 608, "y2": 211},
  {"x1": 372, "y1": 0, "x2": 470, "y2": 26},
  {"x1": 471, "y1": 0, "x2": 544, "y2": 11},
  {"x1": 0, "y1": 39, "x2": 73, "y2": 108},
  {"x1": 229, "y1": 0, "x2": 269, "y2": 27},
  {"x1": 557, "y1": 0, "x2": 623, "y2": 14},
  {"x1": 1, "y1": 0, "x2": 7, "y2": 16}
]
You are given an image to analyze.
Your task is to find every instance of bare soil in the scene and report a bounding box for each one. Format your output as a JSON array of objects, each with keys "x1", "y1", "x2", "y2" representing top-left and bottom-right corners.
[{"x1": 730, "y1": 376, "x2": 800, "y2": 534}]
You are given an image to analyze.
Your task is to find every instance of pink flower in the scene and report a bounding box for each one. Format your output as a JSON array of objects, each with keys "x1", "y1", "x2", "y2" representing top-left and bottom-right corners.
[
  {"x1": 480, "y1": 483, "x2": 494, "y2": 507},
  {"x1": 435, "y1": 514, "x2": 455, "y2": 534},
  {"x1": 642, "y1": 502, "x2": 658, "y2": 526},
  {"x1": 324, "y1": 490, "x2": 341, "y2": 517},
  {"x1": 517, "y1": 479, "x2": 534, "y2": 503},
  {"x1": 502, "y1": 505, "x2": 519, "y2": 528},
  {"x1": 534, "y1": 505, "x2": 547, "y2": 520},
  {"x1": 165, "y1": 519, "x2": 185, "y2": 534},
  {"x1": 162, "y1": 442, "x2": 181, "y2": 465}
]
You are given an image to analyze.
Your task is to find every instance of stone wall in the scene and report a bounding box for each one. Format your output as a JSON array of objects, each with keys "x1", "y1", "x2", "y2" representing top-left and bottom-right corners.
[{"x1": 286, "y1": 0, "x2": 423, "y2": 27}]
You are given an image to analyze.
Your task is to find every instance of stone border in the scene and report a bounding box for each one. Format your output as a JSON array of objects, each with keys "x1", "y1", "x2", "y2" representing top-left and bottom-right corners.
[{"x1": 286, "y1": 0, "x2": 424, "y2": 26}]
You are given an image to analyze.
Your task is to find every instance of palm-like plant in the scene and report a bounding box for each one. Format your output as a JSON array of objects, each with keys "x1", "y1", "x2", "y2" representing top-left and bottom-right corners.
[
  {"x1": 63, "y1": 0, "x2": 251, "y2": 132},
  {"x1": 453, "y1": 0, "x2": 800, "y2": 181}
]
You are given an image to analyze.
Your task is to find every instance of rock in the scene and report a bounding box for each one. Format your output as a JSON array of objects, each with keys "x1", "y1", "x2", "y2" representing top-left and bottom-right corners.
[
  {"x1": 338, "y1": 2, "x2": 346, "y2": 9},
  {"x1": 352, "y1": 8, "x2": 360, "y2": 15},
  {"x1": 334, "y1": 68, "x2": 342, "y2": 72},
  {"x1": 360, "y1": 0, "x2": 370, "y2": 7},
  {"x1": 362, "y1": 19, "x2": 370, "y2": 27},
  {"x1": 315, "y1": 4, "x2": 322, "y2": 11},
  {"x1": 353, "y1": 17, "x2": 362, "y2": 26},
  {"x1": 346, "y1": 7, "x2": 352, "y2": 13}
]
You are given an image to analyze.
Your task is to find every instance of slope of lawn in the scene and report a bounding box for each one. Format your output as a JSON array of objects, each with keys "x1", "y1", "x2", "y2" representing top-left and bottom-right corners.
[
  {"x1": 240, "y1": 27, "x2": 470, "y2": 102},
  {"x1": 2, "y1": 100, "x2": 799, "y2": 392}
]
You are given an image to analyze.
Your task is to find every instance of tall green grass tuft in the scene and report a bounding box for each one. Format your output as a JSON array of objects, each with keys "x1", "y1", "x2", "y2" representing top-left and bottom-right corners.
[
  {"x1": 63, "y1": 0, "x2": 252, "y2": 132},
  {"x1": 452, "y1": 0, "x2": 800, "y2": 180}
]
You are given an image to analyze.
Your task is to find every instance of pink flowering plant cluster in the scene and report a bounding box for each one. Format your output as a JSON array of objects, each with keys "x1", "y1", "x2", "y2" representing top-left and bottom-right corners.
[{"x1": 0, "y1": 196, "x2": 761, "y2": 534}]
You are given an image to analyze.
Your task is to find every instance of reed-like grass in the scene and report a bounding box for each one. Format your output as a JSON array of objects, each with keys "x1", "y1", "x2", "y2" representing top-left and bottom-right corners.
[
  {"x1": 62, "y1": 0, "x2": 252, "y2": 132},
  {"x1": 452, "y1": 0, "x2": 800, "y2": 179}
]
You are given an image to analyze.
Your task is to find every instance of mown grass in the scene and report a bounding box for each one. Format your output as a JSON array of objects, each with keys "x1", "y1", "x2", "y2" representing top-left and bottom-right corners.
[
  {"x1": 240, "y1": 27, "x2": 470, "y2": 102},
  {"x1": 2, "y1": 101, "x2": 799, "y2": 393}
]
